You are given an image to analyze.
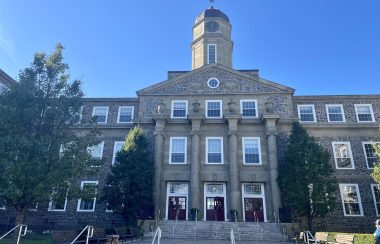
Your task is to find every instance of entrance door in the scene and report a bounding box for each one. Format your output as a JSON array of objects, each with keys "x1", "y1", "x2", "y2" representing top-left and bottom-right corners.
[
  {"x1": 206, "y1": 197, "x2": 225, "y2": 221},
  {"x1": 244, "y1": 198, "x2": 264, "y2": 222},
  {"x1": 167, "y1": 196, "x2": 187, "y2": 220}
]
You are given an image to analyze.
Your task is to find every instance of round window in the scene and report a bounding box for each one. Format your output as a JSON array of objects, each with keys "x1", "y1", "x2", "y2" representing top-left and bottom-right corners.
[{"x1": 207, "y1": 78, "x2": 220, "y2": 89}]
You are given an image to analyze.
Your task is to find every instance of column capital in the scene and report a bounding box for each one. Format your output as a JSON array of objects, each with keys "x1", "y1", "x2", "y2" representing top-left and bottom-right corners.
[
  {"x1": 266, "y1": 131, "x2": 278, "y2": 137},
  {"x1": 190, "y1": 130, "x2": 201, "y2": 136},
  {"x1": 228, "y1": 131, "x2": 238, "y2": 137},
  {"x1": 154, "y1": 130, "x2": 165, "y2": 136}
]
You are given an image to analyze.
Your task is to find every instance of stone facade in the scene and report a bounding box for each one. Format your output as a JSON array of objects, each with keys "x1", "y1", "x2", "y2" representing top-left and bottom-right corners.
[{"x1": 1, "y1": 7, "x2": 380, "y2": 233}]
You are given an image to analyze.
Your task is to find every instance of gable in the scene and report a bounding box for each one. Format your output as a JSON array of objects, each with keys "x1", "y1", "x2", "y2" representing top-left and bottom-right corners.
[{"x1": 137, "y1": 65, "x2": 294, "y2": 96}]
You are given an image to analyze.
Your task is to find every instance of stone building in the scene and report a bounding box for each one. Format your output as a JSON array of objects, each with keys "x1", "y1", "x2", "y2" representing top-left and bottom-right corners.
[{"x1": 1, "y1": 7, "x2": 380, "y2": 232}]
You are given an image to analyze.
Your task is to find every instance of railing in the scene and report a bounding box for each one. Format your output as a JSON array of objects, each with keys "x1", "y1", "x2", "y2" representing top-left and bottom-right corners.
[
  {"x1": 274, "y1": 212, "x2": 289, "y2": 242},
  {"x1": 152, "y1": 226, "x2": 162, "y2": 244},
  {"x1": 71, "y1": 225, "x2": 94, "y2": 244},
  {"x1": 303, "y1": 231, "x2": 317, "y2": 244},
  {"x1": 230, "y1": 228, "x2": 236, "y2": 244},
  {"x1": 0, "y1": 224, "x2": 28, "y2": 244}
]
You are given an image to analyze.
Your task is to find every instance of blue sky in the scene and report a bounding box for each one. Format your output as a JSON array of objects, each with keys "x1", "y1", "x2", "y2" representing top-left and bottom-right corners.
[{"x1": 0, "y1": 0, "x2": 379, "y2": 97}]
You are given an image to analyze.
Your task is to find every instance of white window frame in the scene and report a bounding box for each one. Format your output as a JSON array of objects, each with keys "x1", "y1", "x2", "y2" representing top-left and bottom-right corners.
[
  {"x1": 362, "y1": 142, "x2": 380, "y2": 169},
  {"x1": 297, "y1": 104, "x2": 316, "y2": 122},
  {"x1": 332, "y1": 142, "x2": 355, "y2": 169},
  {"x1": 88, "y1": 141, "x2": 104, "y2": 160},
  {"x1": 112, "y1": 141, "x2": 124, "y2": 166},
  {"x1": 206, "y1": 137, "x2": 224, "y2": 164},
  {"x1": 92, "y1": 106, "x2": 109, "y2": 124},
  {"x1": 325, "y1": 104, "x2": 345, "y2": 123},
  {"x1": 166, "y1": 182, "x2": 189, "y2": 220},
  {"x1": 354, "y1": 104, "x2": 375, "y2": 122},
  {"x1": 241, "y1": 183, "x2": 267, "y2": 222},
  {"x1": 372, "y1": 184, "x2": 380, "y2": 216},
  {"x1": 240, "y1": 100, "x2": 258, "y2": 118},
  {"x1": 77, "y1": 181, "x2": 98, "y2": 212},
  {"x1": 207, "y1": 78, "x2": 220, "y2": 89},
  {"x1": 339, "y1": 183, "x2": 363, "y2": 217},
  {"x1": 171, "y1": 100, "x2": 188, "y2": 119},
  {"x1": 207, "y1": 44, "x2": 217, "y2": 64},
  {"x1": 203, "y1": 183, "x2": 227, "y2": 221},
  {"x1": 48, "y1": 187, "x2": 68, "y2": 212},
  {"x1": 169, "y1": 137, "x2": 187, "y2": 164},
  {"x1": 205, "y1": 100, "x2": 223, "y2": 119},
  {"x1": 117, "y1": 106, "x2": 134, "y2": 123},
  {"x1": 242, "y1": 137, "x2": 262, "y2": 165},
  {"x1": 105, "y1": 203, "x2": 114, "y2": 213}
]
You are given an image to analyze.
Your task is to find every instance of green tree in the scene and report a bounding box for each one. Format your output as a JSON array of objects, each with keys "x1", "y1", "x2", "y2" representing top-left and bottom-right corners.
[
  {"x1": 0, "y1": 44, "x2": 100, "y2": 227},
  {"x1": 371, "y1": 142, "x2": 380, "y2": 184},
  {"x1": 278, "y1": 122, "x2": 336, "y2": 232},
  {"x1": 102, "y1": 127, "x2": 154, "y2": 226}
]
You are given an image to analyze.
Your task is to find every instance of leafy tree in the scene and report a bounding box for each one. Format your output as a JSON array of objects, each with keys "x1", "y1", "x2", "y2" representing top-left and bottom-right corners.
[
  {"x1": 371, "y1": 142, "x2": 380, "y2": 184},
  {"x1": 102, "y1": 127, "x2": 154, "y2": 226},
  {"x1": 0, "y1": 44, "x2": 100, "y2": 227},
  {"x1": 278, "y1": 122, "x2": 336, "y2": 232}
]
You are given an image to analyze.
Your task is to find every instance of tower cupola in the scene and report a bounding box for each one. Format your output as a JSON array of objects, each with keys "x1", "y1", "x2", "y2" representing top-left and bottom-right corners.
[{"x1": 191, "y1": 7, "x2": 233, "y2": 70}]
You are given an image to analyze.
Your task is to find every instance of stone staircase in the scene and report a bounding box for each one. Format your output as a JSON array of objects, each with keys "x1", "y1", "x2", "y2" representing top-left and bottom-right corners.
[{"x1": 155, "y1": 220, "x2": 288, "y2": 242}]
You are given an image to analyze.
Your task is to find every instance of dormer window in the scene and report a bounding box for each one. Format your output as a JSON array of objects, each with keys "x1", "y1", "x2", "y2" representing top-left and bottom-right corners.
[{"x1": 207, "y1": 44, "x2": 217, "y2": 64}]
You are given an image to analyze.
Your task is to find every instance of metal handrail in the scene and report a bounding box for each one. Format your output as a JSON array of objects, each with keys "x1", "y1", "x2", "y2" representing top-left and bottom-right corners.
[
  {"x1": 303, "y1": 231, "x2": 317, "y2": 244},
  {"x1": 0, "y1": 224, "x2": 28, "y2": 244},
  {"x1": 71, "y1": 225, "x2": 94, "y2": 244},
  {"x1": 152, "y1": 226, "x2": 161, "y2": 244},
  {"x1": 230, "y1": 228, "x2": 236, "y2": 244}
]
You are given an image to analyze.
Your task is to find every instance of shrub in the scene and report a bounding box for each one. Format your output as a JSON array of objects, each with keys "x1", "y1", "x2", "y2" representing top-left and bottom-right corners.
[{"x1": 353, "y1": 234, "x2": 375, "y2": 244}]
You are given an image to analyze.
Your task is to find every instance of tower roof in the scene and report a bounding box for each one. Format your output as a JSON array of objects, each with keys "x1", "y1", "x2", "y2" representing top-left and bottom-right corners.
[{"x1": 195, "y1": 8, "x2": 230, "y2": 24}]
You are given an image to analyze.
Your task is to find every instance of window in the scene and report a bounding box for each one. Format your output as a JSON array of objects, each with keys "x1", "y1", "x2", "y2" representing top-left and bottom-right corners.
[
  {"x1": 243, "y1": 137, "x2": 261, "y2": 164},
  {"x1": 112, "y1": 141, "x2": 124, "y2": 166},
  {"x1": 206, "y1": 137, "x2": 223, "y2": 164},
  {"x1": 332, "y1": 142, "x2": 354, "y2": 169},
  {"x1": 171, "y1": 101, "x2": 188, "y2": 118},
  {"x1": 117, "y1": 106, "x2": 134, "y2": 123},
  {"x1": 339, "y1": 184, "x2": 363, "y2": 216},
  {"x1": 106, "y1": 203, "x2": 114, "y2": 213},
  {"x1": 77, "y1": 181, "x2": 98, "y2": 212},
  {"x1": 297, "y1": 105, "x2": 316, "y2": 122},
  {"x1": 326, "y1": 104, "x2": 345, "y2": 122},
  {"x1": 206, "y1": 100, "x2": 222, "y2": 118},
  {"x1": 207, "y1": 78, "x2": 220, "y2": 89},
  {"x1": 372, "y1": 184, "x2": 380, "y2": 216},
  {"x1": 355, "y1": 104, "x2": 375, "y2": 122},
  {"x1": 48, "y1": 185, "x2": 68, "y2": 211},
  {"x1": 207, "y1": 44, "x2": 217, "y2": 64},
  {"x1": 92, "y1": 106, "x2": 109, "y2": 124},
  {"x1": 170, "y1": 137, "x2": 187, "y2": 164},
  {"x1": 241, "y1": 100, "x2": 258, "y2": 118},
  {"x1": 363, "y1": 142, "x2": 380, "y2": 169},
  {"x1": 88, "y1": 142, "x2": 104, "y2": 160}
]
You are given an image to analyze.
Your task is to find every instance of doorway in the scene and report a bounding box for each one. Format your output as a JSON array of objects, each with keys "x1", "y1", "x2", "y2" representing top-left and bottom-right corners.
[{"x1": 206, "y1": 197, "x2": 225, "y2": 221}]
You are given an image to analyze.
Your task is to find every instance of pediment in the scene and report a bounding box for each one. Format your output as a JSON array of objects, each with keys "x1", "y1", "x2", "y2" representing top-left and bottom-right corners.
[{"x1": 137, "y1": 64, "x2": 294, "y2": 96}]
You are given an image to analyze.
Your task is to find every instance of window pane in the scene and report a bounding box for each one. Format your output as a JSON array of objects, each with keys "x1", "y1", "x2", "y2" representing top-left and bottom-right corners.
[
  {"x1": 356, "y1": 105, "x2": 373, "y2": 121},
  {"x1": 334, "y1": 143, "x2": 353, "y2": 168},
  {"x1": 244, "y1": 139, "x2": 260, "y2": 164},
  {"x1": 299, "y1": 106, "x2": 315, "y2": 122},
  {"x1": 172, "y1": 102, "x2": 187, "y2": 118},
  {"x1": 207, "y1": 101, "x2": 221, "y2": 117},
  {"x1": 93, "y1": 107, "x2": 107, "y2": 123},
  {"x1": 328, "y1": 106, "x2": 343, "y2": 122},
  {"x1": 208, "y1": 45, "x2": 216, "y2": 64},
  {"x1": 242, "y1": 101, "x2": 256, "y2": 117},
  {"x1": 364, "y1": 143, "x2": 379, "y2": 168},
  {"x1": 341, "y1": 185, "x2": 362, "y2": 215},
  {"x1": 171, "y1": 138, "x2": 186, "y2": 163},
  {"x1": 119, "y1": 107, "x2": 133, "y2": 122},
  {"x1": 207, "y1": 138, "x2": 222, "y2": 163}
]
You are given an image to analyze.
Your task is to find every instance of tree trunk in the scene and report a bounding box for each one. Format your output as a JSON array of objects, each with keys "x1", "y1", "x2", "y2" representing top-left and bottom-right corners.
[
  {"x1": 12, "y1": 208, "x2": 26, "y2": 244},
  {"x1": 307, "y1": 212, "x2": 313, "y2": 233}
]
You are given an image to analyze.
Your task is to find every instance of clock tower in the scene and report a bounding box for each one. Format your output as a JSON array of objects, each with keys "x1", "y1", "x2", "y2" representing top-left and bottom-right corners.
[{"x1": 191, "y1": 7, "x2": 233, "y2": 70}]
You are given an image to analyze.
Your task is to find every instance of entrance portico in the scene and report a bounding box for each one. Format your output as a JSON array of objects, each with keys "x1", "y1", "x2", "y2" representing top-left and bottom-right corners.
[{"x1": 204, "y1": 183, "x2": 227, "y2": 221}]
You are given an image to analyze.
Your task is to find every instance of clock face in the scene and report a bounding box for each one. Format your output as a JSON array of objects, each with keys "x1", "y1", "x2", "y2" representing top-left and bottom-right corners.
[{"x1": 205, "y1": 21, "x2": 219, "y2": 32}]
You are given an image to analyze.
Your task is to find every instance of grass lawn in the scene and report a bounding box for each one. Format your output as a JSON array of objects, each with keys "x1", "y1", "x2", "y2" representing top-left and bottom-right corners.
[{"x1": 0, "y1": 232, "x2": 52, "y2": 244}]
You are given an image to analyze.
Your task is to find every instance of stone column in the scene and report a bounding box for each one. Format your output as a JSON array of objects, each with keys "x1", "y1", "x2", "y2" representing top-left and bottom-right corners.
[
  {"x1": 261, "y1": 114, "x2": 281, "y2": 219},
  {"x1": 153, "y1": 111, "x2": 167, "y2": 219},
  {"x1": 225, "y1": 115, "x2": 241, "y2": 217},
  {"x1": 189, "y1": 116, "x2": 202, "y2": 213}
]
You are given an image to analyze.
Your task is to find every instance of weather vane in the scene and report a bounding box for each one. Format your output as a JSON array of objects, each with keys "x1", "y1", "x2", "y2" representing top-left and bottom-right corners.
[{"x1": 209, "y1": 0, "x2": 215, "y2": 8}]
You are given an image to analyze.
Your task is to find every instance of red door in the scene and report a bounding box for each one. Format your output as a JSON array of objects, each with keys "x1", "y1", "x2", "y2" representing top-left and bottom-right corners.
[
  {"x1": 168, "y1": 196, "x2": 187, "y2": 220},
  {"x1": 206, "y1": 197, "x2": 225, "y2": 221},
  {"x1": 244, "y1": 198, "x2": 264, "y2": 222}
]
